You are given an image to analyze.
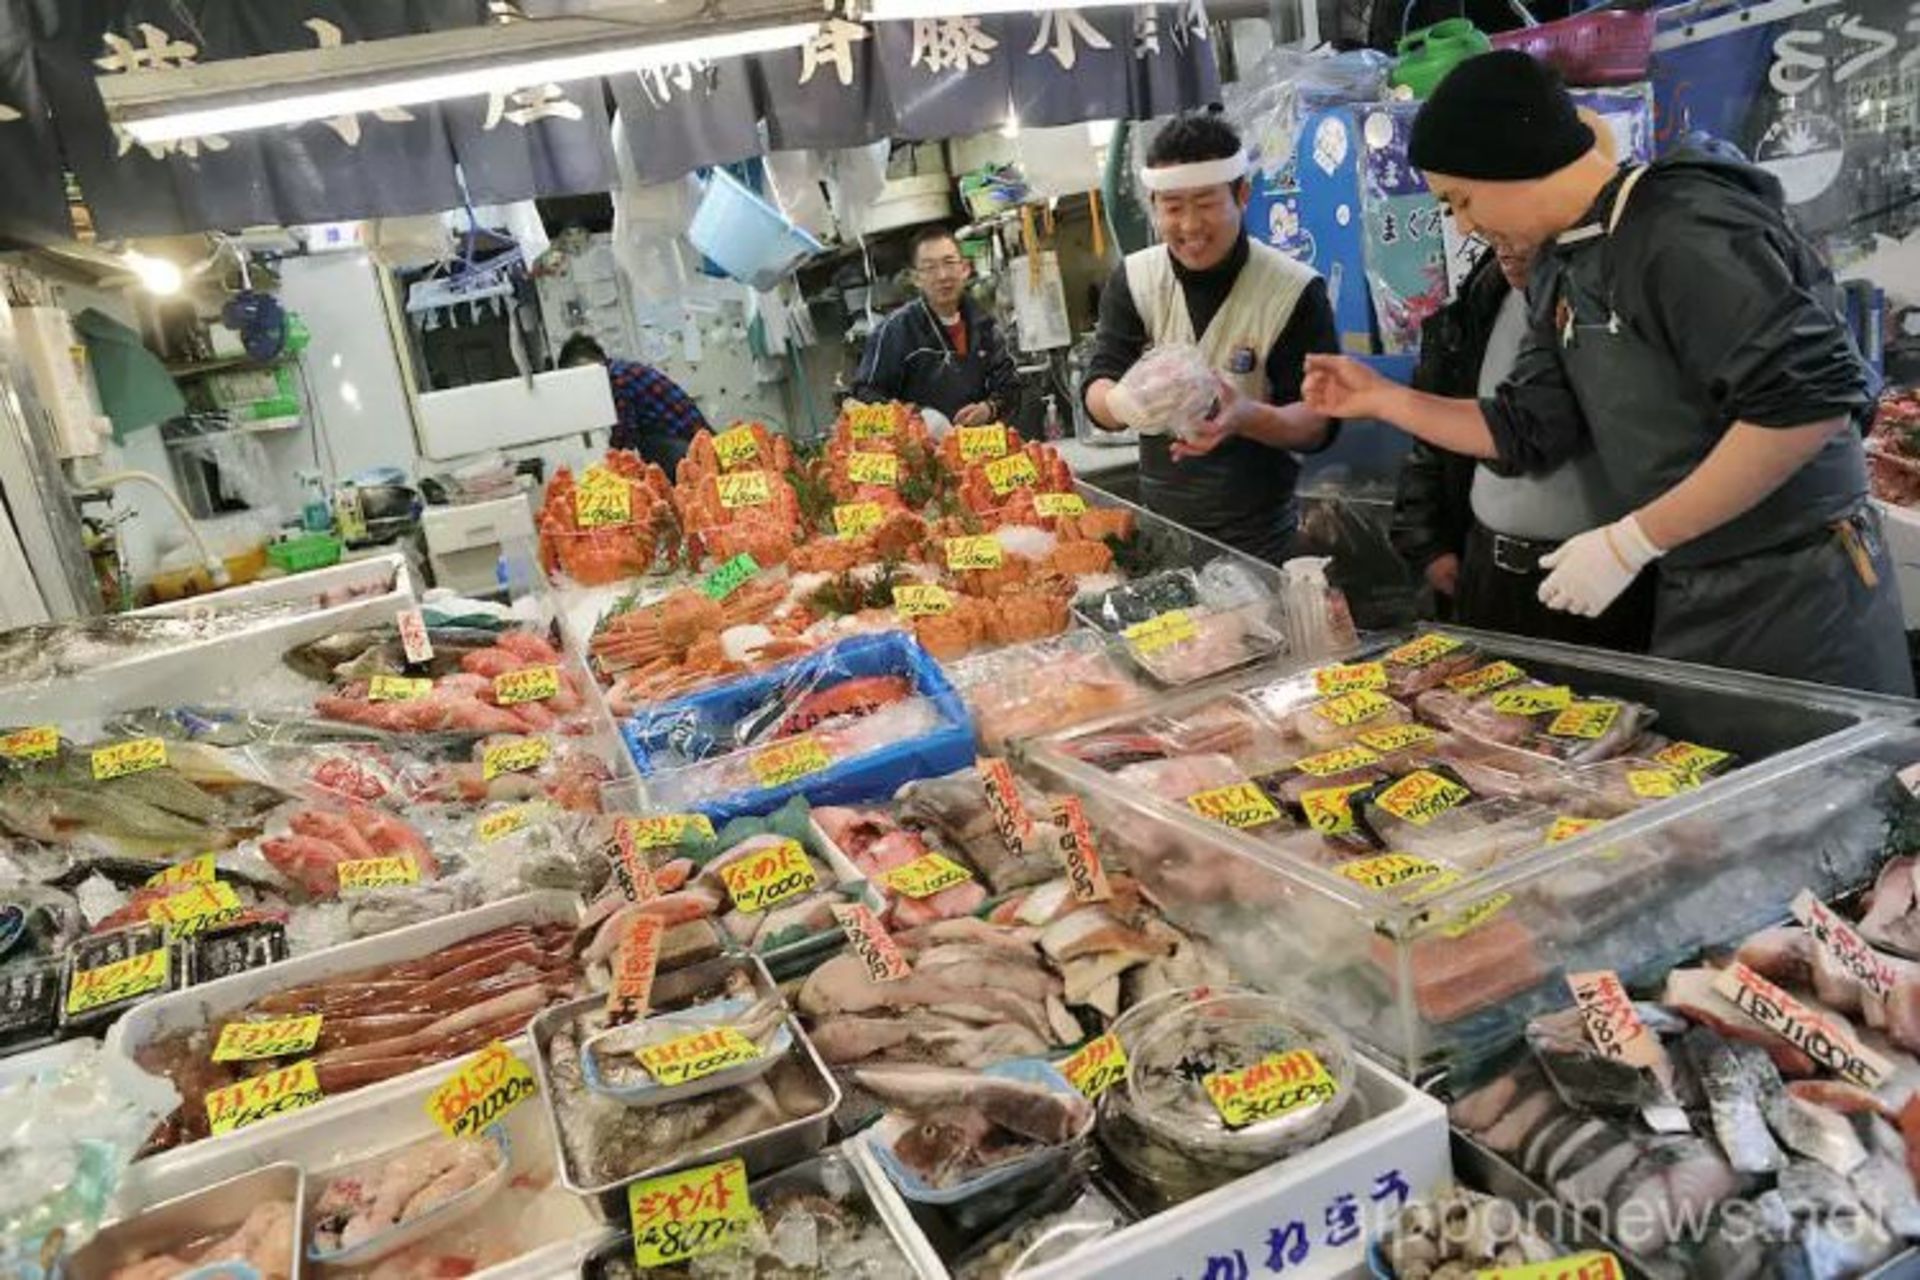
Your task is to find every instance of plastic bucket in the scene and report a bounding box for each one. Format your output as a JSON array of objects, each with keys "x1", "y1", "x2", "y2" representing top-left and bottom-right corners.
[{"x1": 686, "y1": 168, "x2": 825, "y2": 292}]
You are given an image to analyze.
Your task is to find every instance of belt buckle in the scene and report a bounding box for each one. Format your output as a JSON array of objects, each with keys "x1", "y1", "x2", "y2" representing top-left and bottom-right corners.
[{"x1": 1491, "y1": 535, "x2": 1535, "y2": 576}]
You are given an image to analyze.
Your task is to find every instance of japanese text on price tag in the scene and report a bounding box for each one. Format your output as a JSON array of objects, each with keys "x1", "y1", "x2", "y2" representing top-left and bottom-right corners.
[
  {"x1": 1203, "y1": 1050, "x2": 1338, "y2": 1129},
  {"x1": 214, "y1": 1014, "x2": 323, "y2": 1062},
  {"x1": 1034, "y1": 492, "x2": 1087, "y2": 517},
  {"x1": 1549, "y1": 700, "x2": 1622, "y2": 740},
  {"x1": 1340, "y1": 853, "x2": 1443, "y2": 892},
  {"x1": 716, "y1": 471, "x2": 772, "y2": 509},
  {"x1": 398, "y1": 609, "x2": 433, "y2": 665},
  {"x1": 92, "y1": 737, "x2": 166, "y2": 781},
  {"x1": 575, "y1": 469, "x2": 632, "y2": 527},
  {"x1": 147, "y1": 881, "x2": 243, "y2": 936},
  {"x1": 1293, "y1": 744, "x2": 1381, "y2": 777},
  {"x1": 618, "y1": 813, "x2": 715, "y2": 849},
  {"x1": 719, "y1": 839, "x2": 817, "y2": 913},
  {"x1": 1793, "y1": 890, "x2": 1899, "y2": 1002},
  {"x1": 885, "y1": 852, "x2": 974, "y2": 899},
  {"x1": 494, "y1": 666, "x2": 560, "y2": 705},
  {"x1": 1446, "y1": 661, "x2": 1526, "y2": 696},
  {"x1": 1385, "y1": 632, "x2": 1463, "y2": 667},
  {"x1": 1654, "y1": 742, "x2": 1731, "y2": 779},
  {"x1": 701, "y1": 553, "x2": 761, "y2": 602},
  {"x1": 847, "y1": 403, "x2": 896, "y2": 439},
  {"x1": 1053, "y1": 796, "x2": 1111, "y2": 903},
  {"x1": 832, "y1": 902, "x2": 912, "y2": 983},
  {"x1": 1187, "y1": 782, "x2": 1282, "y2": 829},
  {"x1": 957, "y1": 425, "x2": 1009, "y2": 461},
  {"x1": 427, "y1": 1040, "x2": 538, "y2": 1138},
  {"x1": 1313, "y1": 662, "x2": 1387, "y2": 696},
  {"x1": 66, "y1": 947, "x2": 169, "y2": 1015},
  {"x1": 1491, "y1": 686, "x2": 1573, "y2": 716},
  {"x1": 984, "y1": 453, "x2": 1039, "y2": 495},
  {"x1": 1060, "y1": 1032, "x2": 1129, "y2": 1102},
  {"x1": 368, "y1": 675, "x2": 433, "y2": 702},
  {"x1": 1375, "y1": 770, "x2": 1472, "y2": 826},
  {"x1": 1477, "y1": 1254, "x2": 1622, "y2": 1280},
  {"x1": 1568, "y1": 970, "x2": 1663, "y2": 1071},
  {"x1": 607, "y1": 916, "x2": 663, "y2": 1022},
  {"x1": 478, "y1": 804, "x2": 540, "y2": 843},
  {"x1": 482, "y1": 737, "x2": 550, "y2": 780},
  {"x1": 639, "y1": 1027, "x2": 762, "y2": 1087},
  {"x1": 845, "y1": 452, "x2": 899, "y2": 487},
  {"x1": 714, "y1": 426, "x2": 761, "y2": 469},
  {"x1": 978, "y1": 756, "x2": 1032, "y2": 855},
  {"x1": 1313, "y1": 691, "x2": 1395, "y2": 728},
  {"x1": 944, "y1": 535, "x2": 1003, "y2": 571},
  {"x1": 748, "y1": 737, "x2": 831, "y2": 788},
  {"x1": 834, "y1": 502, "x2": 885, "y2": 538},
  {"x1": 146, "y1": 853, "x2": 216, "y2": 888},
  {"x1": 0, "y1": 725, "x2": 57, "y2": 762},
  {"x1": 1356, "y1": 724, "x2": 1437, "y2": 754},
  {"x1": 337, "y1": 855, "x2": 420, "y2": 892},
  {"x1": 1546, "y1": 815, "x2": 1603, "y2": 845},
  {"x1": 892, "y1": 583, "x2": 953, "y2": 617},
  {"x1": 205, "y1": 1060, "x2": 324, "y2": 1135},
  {"x1": 627, "y1": 1158, "x2": 759, "y2": 1268},
  {"x1": 1124, "y1": 610, "x2": 1198, "y2": 654},
  {"x1": 1627, "y1": 768, "x2": 1694, "y2": 799},
  {"x1": 1441, "y1": 892, "x2": 1513, "y2": 939}
]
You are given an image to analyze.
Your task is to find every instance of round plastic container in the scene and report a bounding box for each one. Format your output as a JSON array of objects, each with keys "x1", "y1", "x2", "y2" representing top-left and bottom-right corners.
[
  {"x1": 866, "y1": 1058, "x2": 1094, "y2": 1204},
  {"x1": 687, "y1": 168, "x2": 825, "y2": 292}
]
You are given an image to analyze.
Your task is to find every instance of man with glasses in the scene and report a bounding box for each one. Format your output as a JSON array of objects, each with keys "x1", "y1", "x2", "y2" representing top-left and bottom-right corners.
[{"x1": 852, "y1": 225, "x2": 1018, "y2": 428}]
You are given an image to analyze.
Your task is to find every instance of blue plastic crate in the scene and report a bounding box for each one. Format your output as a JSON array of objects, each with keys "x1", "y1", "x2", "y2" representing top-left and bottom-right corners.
[{"x1": 619, "y1": 630, "x2": 976, "y2": 826}]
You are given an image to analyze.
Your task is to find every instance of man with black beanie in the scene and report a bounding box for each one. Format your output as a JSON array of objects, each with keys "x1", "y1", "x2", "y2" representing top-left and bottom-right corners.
[{"x1": 1305, "y1": 50, "x2": 1908, "y2": 695}]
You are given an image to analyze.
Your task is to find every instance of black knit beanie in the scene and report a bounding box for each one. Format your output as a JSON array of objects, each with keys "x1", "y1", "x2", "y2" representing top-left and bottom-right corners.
[{"x1": 1409, "y1": 50, "x2": 1595, "y2": 180}]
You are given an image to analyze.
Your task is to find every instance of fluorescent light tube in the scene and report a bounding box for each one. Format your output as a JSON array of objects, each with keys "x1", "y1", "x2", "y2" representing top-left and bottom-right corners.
[
  {"x1": 122, "y1": 23, "x2": 818, "y2": 143},
  {"x1": 862, "y1": 0, "x2": 1135, "y2": 17}
]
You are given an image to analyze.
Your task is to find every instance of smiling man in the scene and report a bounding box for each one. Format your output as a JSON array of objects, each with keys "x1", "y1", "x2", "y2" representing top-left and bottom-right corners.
[
  {"x1": 853, "y1": 224, "x2": 1017, "y2": 428},
  {"x1": 1081, "y1": 110, "x2": 1339, "y2": 564}
]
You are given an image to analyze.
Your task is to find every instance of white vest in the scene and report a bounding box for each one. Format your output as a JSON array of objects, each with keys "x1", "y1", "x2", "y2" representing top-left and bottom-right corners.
[{"x1": 1124, "y1": 239, "x2": 1318, "y2": 399}]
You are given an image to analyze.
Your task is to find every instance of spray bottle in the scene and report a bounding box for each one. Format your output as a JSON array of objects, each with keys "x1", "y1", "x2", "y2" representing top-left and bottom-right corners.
[{"x1": 1280, "y1": 556, "x2": 1357, "y2": 661}]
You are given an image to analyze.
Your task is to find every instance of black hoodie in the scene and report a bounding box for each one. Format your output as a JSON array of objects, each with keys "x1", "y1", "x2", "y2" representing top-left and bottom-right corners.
[{"x1": 1479, "y1": 149, "x2": 1877, "y2": 568}]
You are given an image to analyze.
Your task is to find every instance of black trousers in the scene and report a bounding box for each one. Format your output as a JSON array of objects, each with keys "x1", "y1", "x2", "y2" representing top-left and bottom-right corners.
[{"x1": 1453, "y1": 522, "x2": 1657, "y2": 655}]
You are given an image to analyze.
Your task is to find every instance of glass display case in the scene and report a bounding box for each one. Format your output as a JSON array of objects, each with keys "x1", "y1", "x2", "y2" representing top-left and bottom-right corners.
[{"x1": 1017, "y1": 627, "x2": 1920, "y2": 1081}]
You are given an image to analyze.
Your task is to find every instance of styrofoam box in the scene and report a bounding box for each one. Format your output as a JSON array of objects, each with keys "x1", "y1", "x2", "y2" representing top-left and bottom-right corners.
[
  {"x1": 1010, "y1": 1054, "x2": 1450, "y2": 1280},
  {"x1": 107, "y1": 892, "x2": 583, "y2": 1178},
  {"x1": 10, "y1": 552, "x2": 415, "y2": 723},
  {"x1": 109, "y1": 1043, "x2": 605, "y2": 1280}
]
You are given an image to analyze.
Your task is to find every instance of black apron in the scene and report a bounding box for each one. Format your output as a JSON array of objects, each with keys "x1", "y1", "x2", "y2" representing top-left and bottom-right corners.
[
  {"x1": 1139, "y1": 436, "x2": 1300, "y2": 565},
  {"x1": 1551, "y1": 169, "x2": 1911, "y2": 696}
]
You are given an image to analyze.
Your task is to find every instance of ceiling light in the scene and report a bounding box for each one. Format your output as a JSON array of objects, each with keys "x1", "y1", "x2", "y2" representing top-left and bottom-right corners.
[
  {"x1": 123, "y1": 250, "x2": 183, "y2": 295},
  {"x1": 102, "y1": 8, "x2": 821, "y2": 144}
]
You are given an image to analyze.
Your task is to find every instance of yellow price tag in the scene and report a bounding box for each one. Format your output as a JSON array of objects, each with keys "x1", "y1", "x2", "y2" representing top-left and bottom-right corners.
[
  {"x1": 1300, "y1": 783, "x2": 1371, "y2": 835},
  {"x1": 957, "y1": 425, "x2": 1009, "y2": 461},
  {"x1": 1124, "y1": 610, "x2": 1198, "y2": 654},
  {"x1": 425, "y1": 1040, "x2": 539, "y2": 1138},
  {"x1": 477, "y1": 804, "x2": 542, "y2": 843},
  {"x1": 213, "y1": 1014, "x2": 323, "y2": 1063},
  {"x1": 205, "y1": 1060, "x2": 325, "y2": 1136},
  {"x1": 1186, "y1": 782, "x2": 1283, "y2": 830},
  {"x1": 1340, "y1": 853, "x2": 1443, "y2": 891},
  {"x1": 1374, "y1": 770, "x2": 1473, "y2": 826},
  {"x1": 493, "y1": 666, "x2": 560, "y2": 705},
  {"x1": 1475, "y1": 1252, "x2": 1623, "y2": 1280},
  {"x1": 1313, "y1": 691, "x2": 1396, "y2": 728},
  {"x1": 892, "y1": 583, "x2": 954, "y2": 617},
  {"x1": 368, "y1": 675, "x2": 433, "y2": 702},
  {"x1": 65, "y1": 947, "x2": 169, "y2": 1015},
  {"x1": 1034, "y1": 492, "x2": 1088, "y2": 517},
  {"x1": 91, "y1": 737, "x2": 167, "y2": 781},
  {"x1": 618, "y1": 813, "x2": 716, "y2": 849},
  {"x1": 833, "y1": 502, "x2": 886, "y2": 538},
  {"x1": 482, "y1": 736, "x2": 550, "y2": 780},
  {"x1": 1446, "y1": 661, "x2": 1527, "y2": 697},
  {"x1": 1292, "y1": 744, "x2": 1382, "y2": 778},
  {"x1": 1548, "y1": 701, "x2": 1622, "y2": 740},
  {"x1": 1490, "y1": 685, "x2": 1574, "y2": 716},
  {"x1": 1060, "y1": 1032, "x2": 1129, "y2": 1102},
  {"x1": 984, "y1": 453, "x2": 1039, "y2": 495},
  {"x1": 748, "y1": 737, "x2": 831, "y2": 788},
  {"x1": 145, "y1": 853, "x2": 216, "y2": 888},
  {"x1": 1627, "y1": 768, "x2": 1696, "y2": 799},
  {"x1": 628, "y1": 1159, "x2": 760, "y2": 1269},
  {"x1": 638, "y1": 1026, "x2": 763, "y2": 1087},
  {"x1": 1356, "y1": 723, "x2": 1438, "y2": 754},
  {"x1": 847, "y1": 402, "x2": 897, "y2": 439},
  {"x1": 1203, "y1": 1050, "x2": 1339, "y2": 1129},
  {"x1": 714, "y1": 426, "x2": 761, "y2": 469},
  {"x1": 1313, "y1": 662, "x2": 1388, "y2": 696},
  {"x1": 1385, "y1": 632, "x2": 1464, "y2": 667},
  {"x1": 1654, "y1": 741, "x2": 1731, "y2": 778},
  {"x1": 884, "y1": 852, "x2": 975, "y2": 899},
  {"x1": 1442, "y1": 891, "x2": 1514, "y2": 938},
  {"x1": 146, "y1": 881, "x2": 243, "y2": 936},
  {"x1": 845, "y1": 452, "x2": 899, "y2": 487},
  {"x1": 1546, "y1": 815, "x2": 1604, "y2": 844},
  {"x1": 337, "y1": 855, "x2": 421, "y2": 892},
  {"x1": 0, "y1": 725, "x2": 58, "y2": 762},
  {"x1": 575, "y1": 469, "x2": 632, "y2": 528},
  {"x1": 717, "y1": 838, "x2": 818, "y2": 913},
  {"x1": 944, "y1": 535, "x2": 1004, "y2": 571},
  {"x1": 716, "y1": 470, "x2": 772, "y2": 509}
]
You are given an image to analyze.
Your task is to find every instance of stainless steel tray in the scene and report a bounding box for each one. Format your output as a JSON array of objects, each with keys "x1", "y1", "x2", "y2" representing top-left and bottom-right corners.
[{"x1": 67, "y1": 1162, "x2": 305, "y2": 1280}]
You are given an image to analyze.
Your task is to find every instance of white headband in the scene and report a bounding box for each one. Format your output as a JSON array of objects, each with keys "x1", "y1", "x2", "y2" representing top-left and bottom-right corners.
[{"x1": 1139, "y1": 149, "x2": 1250, "y2": 193}]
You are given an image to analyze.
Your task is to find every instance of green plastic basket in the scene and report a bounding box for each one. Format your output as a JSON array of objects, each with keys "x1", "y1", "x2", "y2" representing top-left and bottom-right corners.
[{"x1": 267, "y1": 534, "x2": 342, "y2": 573}]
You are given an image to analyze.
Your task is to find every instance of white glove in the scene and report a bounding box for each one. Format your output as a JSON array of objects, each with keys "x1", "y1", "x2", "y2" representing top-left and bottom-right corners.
[
  {"x1": 1104, "y1": 384, "x2": 1168, "y2": 435},
  {"x1": 1538, "y1": 514, "x2": 1663, "y2": 617}
]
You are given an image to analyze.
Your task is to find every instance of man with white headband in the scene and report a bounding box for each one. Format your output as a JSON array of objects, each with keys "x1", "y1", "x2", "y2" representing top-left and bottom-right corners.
[{"x1": 1081, "y1": 110, "x2": 1338, "y2": 563}]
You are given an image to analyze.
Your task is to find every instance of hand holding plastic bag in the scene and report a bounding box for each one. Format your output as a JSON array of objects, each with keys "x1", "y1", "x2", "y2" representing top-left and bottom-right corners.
[{"x1": 1114, "y1": 345, "x2": 1220, "y2": 440}]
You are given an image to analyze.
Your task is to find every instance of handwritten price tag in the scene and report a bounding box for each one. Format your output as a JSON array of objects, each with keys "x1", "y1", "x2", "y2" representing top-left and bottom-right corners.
[
  {"x1": 1356, "y1": 723, "x2": 1438, "y2": 754},
  {"x1": 214, "y1": 1014, "x2": 323, "y2": 1062},
  {"x1": 427, "y1": 1040, "x2": 538, "y2": 1138},
  {"x1": 1793, "y1": 890, "x2": 1900, "y2": 1002},
  {"x1": 957, "y1": 425, "x2": 1009, "y2": 461},
  {"x1": 1313, "y1": 662, "x2": 1388, "y2": 696},
  {"x1": 482, "y1": 736, "x2": 550, "y2": 780},
  {"x1": 628, "y1": 1158, "x2": 759, "y2": 1269},
  {"x1": 833, "y1": 502, "x2": 886, "y2": 538},
  {"x1": 847, "y1": 402, "x2": 897, "y2": 439},
  {"x1": 575, "y1": 468, "x2": 632, "y2": 528},
  {"x1": 1385, "y1": 632, "x2": 1463, "y2": 668},
  {"x1": 613, "y1": 841, "x2": 660, "y2": 904},
  {"x1": 65, "y1": 947, "x2": 169, "y2": 1015},
  {"x1": 368, "y1": 675, "x2": 433, "y2": 702},
  {"x1": 945, "y1": 535, "x2": 1004, "y2": 571},
  {"x1": 717, "y1": 471, "x2": 772, "y2": 509},
  {"x1": 639, "y1": 1027, "x2": 762, "y2": 1087},
  {"x1": 719, "y1": 839, "x2": 818, "y2": 913},
  {"x1": 1060, "y1": 1032, "x2": 1129, "y2": 1102},
  {"x1": 1490, "y1": 685, "x2": 1573, "y2": 716},
  {"x1": 832, "y1": 902, "x2": 911, "y2": 983},
  {"x1": 748, "y1": 737, "x2": 831, "y2": 788},
  {"x1": 478, "y1": 804, "x2": 542, "y2": 843},
  {"x1": 0, "y1": 725, "x2": 57, "y2": 762},
  {"x1": 1187, "y1": 782, "x2": 1283, "y2": 830},
  {"x1": 1568, "y1": 970, "x2": 1663, "y2": 1071},
  {"x1": 146, "y1": 853, "x2": 215, "y2": 888},
  {"x1": 1548, "y1": 700, "x2": 1622, "y2": 740},
  {"x1": 1627, "y1": 768, "x2": 1695, "y2": 800},
  {"x1": 1124, "y1": 610, "x2": 1198, "y2": 654},
  {"x1": 892, "y1": 583, "x2": 953, "y2": 617},
  {"x1": 608, "y1": 916, "x2": 664, "y2": 1022},
  {"x1": 1339, "y1": 853, "x2": 1443, "y2": 892},
  {"x1": 1546, "y1": 815, "x2": 1604, "y2": 844},
  {"x1": 984, "y1": 453, "x2": 1039, "y2": 495},
  {"x1": 1300, "y1": 783, "x2": 1371, "y2": 835},
  {"x1": 398, "y1": 609, "x2": 433, "y2": 665},
  {"x1": 845, "y1": 452, "x2": 899, "y2": 487},
  {"x1": 1441, "y1": 892, "x2": 1513, "y2": 939},
  {"x1": 92, "y1": 737, "x2": 166, "y2": 781},
  {"x1": 337, "y1": 855, "x2": 420, "y2": 892},
  {"x1": 1654, "y1": 741, "x2": 1732, "y2": 779},
  {"x1": 701, "y1": 553, "x2": 761, "y2": 602},
  {"x1": 1374, "y1": 770, "x2": 1473, "y2": 826},
  {"x1": 494, "y1": 666, "x2": 560, "y2": 705},
  {"x1": 618, "y1": 813, "x2": 716, "y2": 849},
  {"x1": 979, "y1": 757, "x2": 1033, "y2": 855},
  {"x1": 1446, "y1": 661, "x2": 1527, "y2": 697},
  {"x1": 1477, "y1": 1253, "x2": 1623, "y2": 1280},
  {"x1": 1034, "y1": 492, "x2": 1087, "y2": 517},
  {"x1": 886, "y1": 852, "x2": 974, "y2": 899},
  {"x1": 1292, "y1": 744, "x2": 1382, "y2": 777},
  {"x1": 1203, "y1": 1050, "x2": 1338, "y2": 1129},
  {"x1": 147, "y1": 881, "x2": 243, "y2": 936},
  {"x1": 205, "y1": 1060, "x2": 324, "y2": 1136},
  {"x1": 714, "y1": 426, "x2": 761, "y2": 469},
  {"x1": 1313, "y1": 691, "x2": 1395, "y2": 728},
  {"x1": 1053, "y1": 796, "x2": 1112, "y2": 904}
]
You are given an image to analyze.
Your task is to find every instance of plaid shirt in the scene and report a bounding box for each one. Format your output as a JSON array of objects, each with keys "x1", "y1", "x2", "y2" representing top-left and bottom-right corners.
[{"x1": 606, "y1": 358, "x2": 708, "y2": 446}]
